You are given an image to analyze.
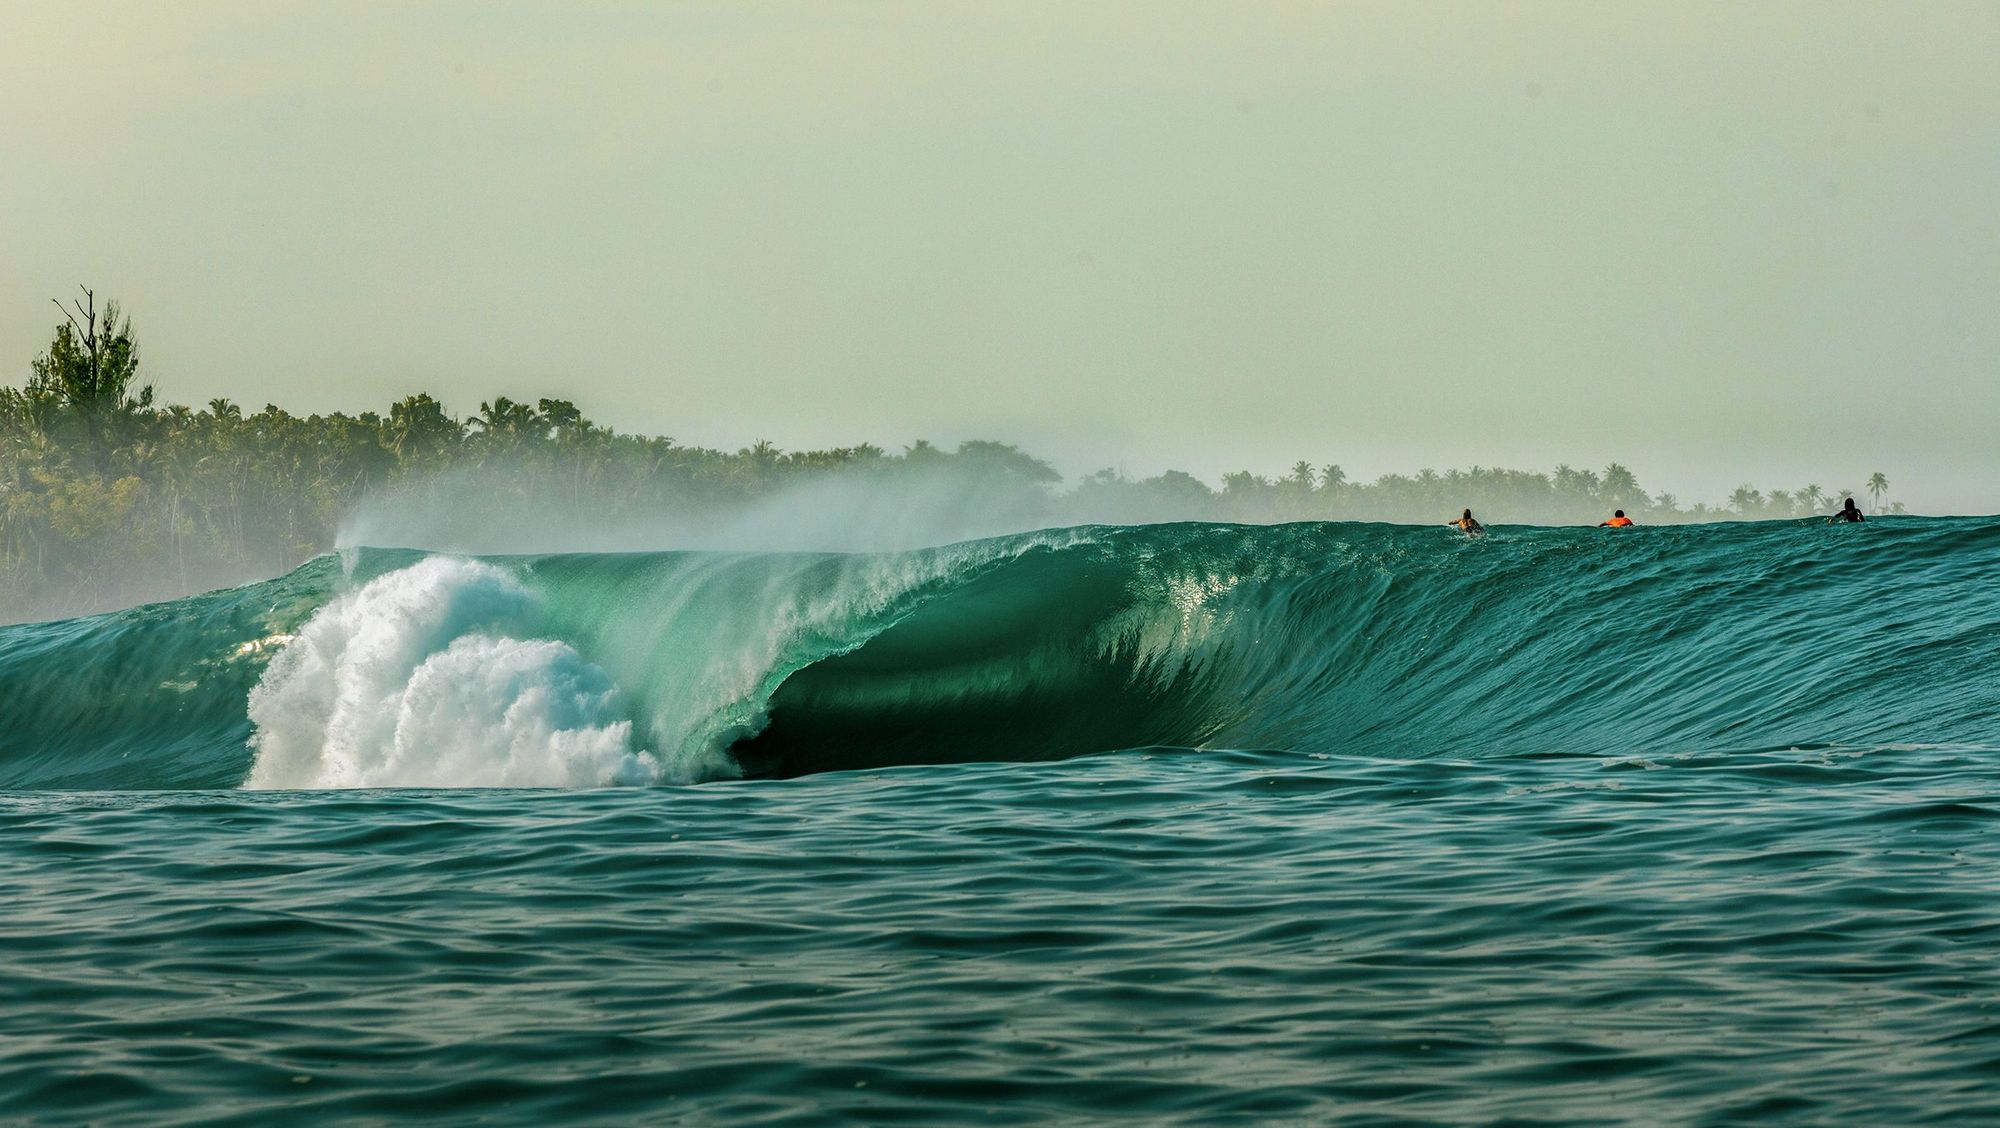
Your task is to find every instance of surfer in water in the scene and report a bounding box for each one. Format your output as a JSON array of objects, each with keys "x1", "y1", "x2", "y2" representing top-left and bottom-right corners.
[
  {"x1": 1449, "y1": 508, "x2": 1485, "y2": 535},
  {"x1": 1599, "y1": 510, "x2": 1634, "y2": 527},
  {"x1": 1831, "y1": 497, "x2": 1865, "y2": 523}
]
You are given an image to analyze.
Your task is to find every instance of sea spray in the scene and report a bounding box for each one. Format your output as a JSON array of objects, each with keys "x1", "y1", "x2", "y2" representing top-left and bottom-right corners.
[{"x1": 244, "y1": 557, "x2": 660, "y2": 788}]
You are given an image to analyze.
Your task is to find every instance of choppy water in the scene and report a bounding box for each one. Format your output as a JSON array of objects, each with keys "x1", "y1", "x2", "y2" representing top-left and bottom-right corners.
[{"x1": 3, "y1": 519, "x2": 1998, "y2": 1124}]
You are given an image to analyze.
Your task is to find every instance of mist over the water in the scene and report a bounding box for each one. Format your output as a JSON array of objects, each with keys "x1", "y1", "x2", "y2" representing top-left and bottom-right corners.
[
  {"x1": 338, "y1": 461, "x2": 1071, "y2": 556},
  {"x1": 333, "y1": 455, "x2": 1894, "y2": 562},
  {"x1": 0, "y1": 288, "x2": 1923, "y2": 626}
]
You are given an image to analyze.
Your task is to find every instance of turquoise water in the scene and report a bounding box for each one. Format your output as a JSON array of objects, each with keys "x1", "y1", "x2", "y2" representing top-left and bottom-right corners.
[{"x1": 4, "y1": 519, "x2": 1999, "y2": 1123}]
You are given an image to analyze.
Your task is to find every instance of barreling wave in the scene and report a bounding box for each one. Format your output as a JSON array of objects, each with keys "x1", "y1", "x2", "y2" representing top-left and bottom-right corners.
[{"x1": 2, "y1": 518, "x2": 1996, "y2": 790}]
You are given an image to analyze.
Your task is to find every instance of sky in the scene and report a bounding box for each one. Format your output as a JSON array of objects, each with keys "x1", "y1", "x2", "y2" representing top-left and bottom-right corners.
[{"x1": 2, "y1": 2, "x2": 1997, "y2": 513}]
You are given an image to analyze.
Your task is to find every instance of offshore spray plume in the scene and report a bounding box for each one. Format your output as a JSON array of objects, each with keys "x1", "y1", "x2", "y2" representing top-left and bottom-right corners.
[{"x1": 335, "y1": 455, "x2": 1081, "y2": 556}]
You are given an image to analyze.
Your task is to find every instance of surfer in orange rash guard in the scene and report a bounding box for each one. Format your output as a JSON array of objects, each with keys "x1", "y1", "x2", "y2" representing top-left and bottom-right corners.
[
  {"x1": 1448, "y1": 508, "x2": 1485, "y2": 535},
  {"x1": 1831, "y1": 498, "x2": 1865, "y2": 523},
  {"x1": 1599, "y1": 510, "x2": 1634, "y2": 527}
]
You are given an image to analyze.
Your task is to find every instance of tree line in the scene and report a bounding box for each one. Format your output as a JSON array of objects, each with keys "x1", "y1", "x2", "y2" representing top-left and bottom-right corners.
[{"x1": 1, "y1": 292, "x2": 1899, "y2": 622}]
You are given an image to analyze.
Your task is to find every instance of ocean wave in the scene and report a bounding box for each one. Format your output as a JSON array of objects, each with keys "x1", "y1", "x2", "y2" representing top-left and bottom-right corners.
[{"x1": 1, "y1": 517, "x2": 1994, "y2": 790}]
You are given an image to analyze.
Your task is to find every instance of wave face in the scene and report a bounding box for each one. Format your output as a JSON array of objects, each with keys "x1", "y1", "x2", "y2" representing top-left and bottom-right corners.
[{"x1": 2, "y1": 518, "x2": 1996, "y2": 790}]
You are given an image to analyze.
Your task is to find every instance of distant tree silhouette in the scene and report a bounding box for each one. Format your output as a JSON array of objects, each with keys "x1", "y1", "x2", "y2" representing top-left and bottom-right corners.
[
  {"x1": 0, "y1": 293, "x2": 1915, "y2": 621},
  {"x1": 1867, "y1": 472, "x2": 1889, "y2": 513}
]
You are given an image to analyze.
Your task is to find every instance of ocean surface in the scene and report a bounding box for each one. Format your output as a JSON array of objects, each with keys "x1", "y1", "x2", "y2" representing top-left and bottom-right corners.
[{"x1": 3, "y1": 518, "x2": 1998, "y2": 1124}]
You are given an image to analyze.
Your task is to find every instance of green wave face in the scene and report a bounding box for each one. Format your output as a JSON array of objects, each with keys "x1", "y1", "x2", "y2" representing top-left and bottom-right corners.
[{"x1": 1, "y1": 518, "x2": 1994, "y2": 790}]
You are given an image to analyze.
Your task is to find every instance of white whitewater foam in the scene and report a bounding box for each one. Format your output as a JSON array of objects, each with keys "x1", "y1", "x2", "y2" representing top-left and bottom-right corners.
[{"x1": 245, "y1": 556, "x2": 661, "y2": 789}]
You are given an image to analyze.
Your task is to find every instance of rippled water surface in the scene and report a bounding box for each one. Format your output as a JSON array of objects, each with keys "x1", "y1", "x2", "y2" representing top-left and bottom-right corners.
[
  {"x1": 6, "y1": 519, "x2": 1999, "y2": 1123},
  {"x1": 8, "y1": 745, "x2": 2000, "y2": 1125}
]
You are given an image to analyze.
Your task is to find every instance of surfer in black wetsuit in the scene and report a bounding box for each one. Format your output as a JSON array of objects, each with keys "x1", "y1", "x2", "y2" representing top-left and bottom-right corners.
[
  {"x1": 1831, "y1": 498, "x2": 1864, "y2": 523},
  {"x1": 1448, "y1": 508, "x2": 1485, "y2": 535}
]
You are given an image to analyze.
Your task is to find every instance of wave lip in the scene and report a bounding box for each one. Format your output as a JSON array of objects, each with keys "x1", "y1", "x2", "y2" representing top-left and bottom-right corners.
[{"x1": 728, "y1": 539, "x2": 1234, "y2": 777}]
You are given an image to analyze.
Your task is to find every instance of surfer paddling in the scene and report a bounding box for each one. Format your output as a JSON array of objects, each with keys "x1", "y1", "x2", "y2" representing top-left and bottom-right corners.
[
  {"x1": 1599, "y1": 510, "x2": 1634, "y2": 527},
  {"x1": 1830, "y1": 497, "x2": 1864, "y2": 523},
  {"x1": 1448, "y1": 508, "x2": 1485, "y2": 535}
]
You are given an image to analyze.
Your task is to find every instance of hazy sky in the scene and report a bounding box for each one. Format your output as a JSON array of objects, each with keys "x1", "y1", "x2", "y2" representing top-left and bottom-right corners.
[{"x1": 3, "y1": 2, "x2": 1996, "y2": 512}]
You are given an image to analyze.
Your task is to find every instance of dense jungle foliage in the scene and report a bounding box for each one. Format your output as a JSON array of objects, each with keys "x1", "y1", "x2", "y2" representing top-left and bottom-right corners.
[{"x1": 2, "y1": 293, "x2": 1898, "y2": 622}]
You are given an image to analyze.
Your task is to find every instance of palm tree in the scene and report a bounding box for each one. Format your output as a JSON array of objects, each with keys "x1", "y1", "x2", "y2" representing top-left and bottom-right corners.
[
  {"x1": 1799, "y1": 484, "x2": 1825, "y2": 514},
  {"x1": 1867, "y1": 471, "x2": 1889, "y2": 513},
  {"x1": 385, "y1": 394, "x2": 463, "y2": 465},
  {"x1": 1599, "y1": 462, "x2": 1646, "y2": 512},
  {"x1": 1728, "y1": 486, "x2": 1762, "y2": 517},
  {"x1": 471, "y1": 396, "x2": 539, "y2": 439}
]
